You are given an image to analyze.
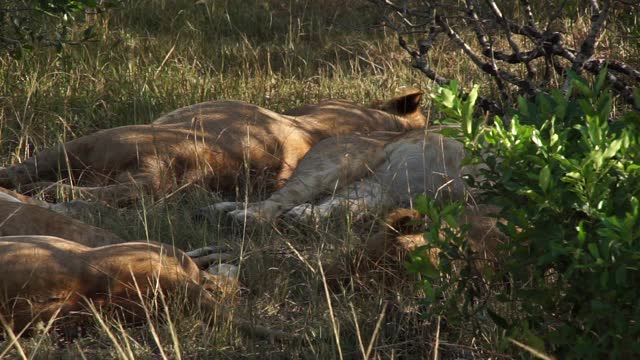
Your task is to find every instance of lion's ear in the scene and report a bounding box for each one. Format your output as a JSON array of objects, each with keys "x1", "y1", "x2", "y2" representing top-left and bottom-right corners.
[
  {"x1": 389, "y1": 88, "x2": 423, "y2": 115},
  {"x1": 384, "y1": 208, "x2": 423, "y2": 234},
  {"x1": 200, "y1": 271, "x2": 239, "y2": 295}
]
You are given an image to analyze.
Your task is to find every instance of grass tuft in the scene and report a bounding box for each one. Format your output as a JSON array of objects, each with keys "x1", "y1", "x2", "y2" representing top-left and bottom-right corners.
[{"x1": 8, "y1": 0, "x2": 631, "y2": 358}]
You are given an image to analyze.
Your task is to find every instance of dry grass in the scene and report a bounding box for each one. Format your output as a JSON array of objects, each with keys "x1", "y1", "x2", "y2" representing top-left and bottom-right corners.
[
  {"x1": 2, "y1": 0, "x2": 614, "y2": 358},
  {"x1": 0, "y1": 1, "x2": 456, "y2": 358}
]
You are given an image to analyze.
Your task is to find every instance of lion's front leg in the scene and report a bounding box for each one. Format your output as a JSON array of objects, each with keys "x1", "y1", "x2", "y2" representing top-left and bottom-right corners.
[
  {"x1": 285, "y1": 178, "x2": 389, "y2": 221},
  {"x1": 193, "y1": 201, "x2": 246, "y2": 222}
]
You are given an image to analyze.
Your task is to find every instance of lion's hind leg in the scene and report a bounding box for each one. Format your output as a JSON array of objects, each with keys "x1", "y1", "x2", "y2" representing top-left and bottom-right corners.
[{"x1": 20, "y1": 176, "x2": 149, "y2": 206}]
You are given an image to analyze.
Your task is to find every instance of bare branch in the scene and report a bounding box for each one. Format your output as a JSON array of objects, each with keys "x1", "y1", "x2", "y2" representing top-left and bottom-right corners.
[
  {"x1": 605, "y1": 60, "x2": 640, "y2": 83},
  {"x1": 483, "y1": 1, "x2": 536, "y2": 78},
  {"x1": 398, "y1": 34, "x2": 503, "y2": 115},
  {"x1": 520, "y1": 0, "x2": 536, "y2": 28},
  {"x1": 370, "y1": 0, "x2": 639, "y2": 112},
  {"x1": 435, "y1": 12, "x2": 539, "y2": 96},
  {"x1": 570, "y1": 0, "x2": 610, "y2": 74},
  {"x1": 398, "y1": 35, "x2": 449, "y2": 86},
  {"x1": 483, "y1": 0, "x2": 542, "y2": 39},
  {"x1": 583, "y1": 60, "x2": 638, "y2": 106}
]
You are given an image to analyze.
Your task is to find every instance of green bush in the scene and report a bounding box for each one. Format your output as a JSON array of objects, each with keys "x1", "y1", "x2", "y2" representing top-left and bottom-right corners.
[{"x1": 410, "y1": 73, "x2": 640, "y2": 358}]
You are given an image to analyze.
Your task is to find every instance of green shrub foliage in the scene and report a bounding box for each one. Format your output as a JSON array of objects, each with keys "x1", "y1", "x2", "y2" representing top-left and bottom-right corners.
[{"x1": 410, "y1": 73, "x2": 640, "y2": 358}]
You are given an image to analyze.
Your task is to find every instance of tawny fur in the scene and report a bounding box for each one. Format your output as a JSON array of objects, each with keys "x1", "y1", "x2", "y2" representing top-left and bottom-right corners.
[
  {"x1": 0, "y1": 90, "x2": 425, "y2": 206},
  {"x1": 325, "y1": 206, "x2": 508, "y2": 287},
  {"x1": 0, "y1": 200, "x2": 124, "y2": 247},
  {"x1": 0, "y1": 187, "x2": 49, "y2": 207},
  {"x1": 0, "y1": 236, "x2": 285, "y2": 339},
  {"x1": 210, "y1": 126, "x2": 482, "y2": 222},
  {"x1": 364, "y1": 206, "x2": 506, "y2": 264}
]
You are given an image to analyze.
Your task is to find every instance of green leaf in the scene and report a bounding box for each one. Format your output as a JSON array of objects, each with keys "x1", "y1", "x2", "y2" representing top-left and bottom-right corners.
[
  {"x1": 577, "y1": 221, "x2": 586, "y2": 245},
  {"x1": 603, "y1": 139, "x2": 622, "y2": 159},
  {"x1": 467, "y1": 85, "x2": 479, "y2": 109},
  {"x1": 462, "y1": 85, "x2": 479, "y2": 135},
  {"x1": 571, "y1": 72, "x2": 595, "y2": 98},
  {"x1": 517, "y1": 96, "x2": 529, "y2": 116},
  {"x1": 594, "y1": 64, "x2": 608, "y2": 95},
  {"x1": 422, "y1": 279, "x2": 436, "y2": 301},
  {"x1": 441, "y1": 88, "x2": 455, "y2": 108},
  {"x1": 597, "y1": 93, "x2": 613, "y2": 121},
  {"x1": 531, "y1": 130, "x2": 543, "y2": 148},
  {"x1": 443, "y1": 214, "x2": 459, "y2": 228},
  {"x1": 588, "y1": 243, "x2": 600, "y2": 260},
  {"x1": 440, "y1": 127, "x2": 461, "y2": 138},
  {"x1": 591, "y1": 150, "x2": 604, "y2": 169},
  {"x1": 413, "y1": 194, "x2": 430, "y2": 215},
  {"x1": 413, "y1": 255, "x2": 439, "y2": 278},
  {"x1": 539, "y1": 165, "x2": 551, "y2": 193}
]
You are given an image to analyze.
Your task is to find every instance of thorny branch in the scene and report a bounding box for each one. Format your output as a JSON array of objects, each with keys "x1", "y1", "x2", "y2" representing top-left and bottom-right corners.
[{"x1": 371, "y1": 0, "x2": 640, "y2": 114}]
